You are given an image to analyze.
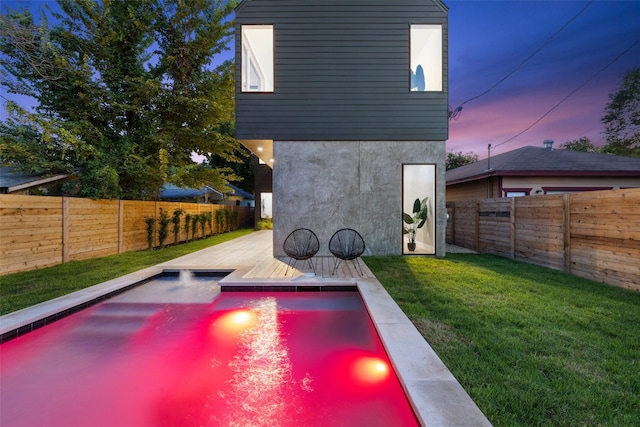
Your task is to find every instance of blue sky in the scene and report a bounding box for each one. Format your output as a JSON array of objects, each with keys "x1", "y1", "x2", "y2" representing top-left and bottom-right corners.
[{"x1": 2, "y1": 0, "x2": 639, "y2": 158}]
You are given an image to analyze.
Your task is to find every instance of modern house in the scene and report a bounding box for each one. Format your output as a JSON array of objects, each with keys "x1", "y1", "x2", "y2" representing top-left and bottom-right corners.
[
  {"x1": 235, "y1": 0, "x2": 449, "y2": 256},
  {"x1": 446, "y1": 142, "x2": 640, "y2": 202}
]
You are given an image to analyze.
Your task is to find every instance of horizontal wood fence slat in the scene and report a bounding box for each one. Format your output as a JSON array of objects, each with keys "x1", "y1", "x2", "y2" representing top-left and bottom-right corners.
[
  {"x1": 447, "y1": 188, "x2": 640, "y2": 291},
  {"x1": 0, "y1": 195, "x2": 253, "y2": 276}
]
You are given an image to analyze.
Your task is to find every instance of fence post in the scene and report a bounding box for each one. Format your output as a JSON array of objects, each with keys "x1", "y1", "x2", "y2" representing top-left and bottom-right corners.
[
  {"x1": 563, "y1": 193, "x2": 572, "y2": 273},
  {"x1": 118, "y1": 200, "x2": 124, "y2": 254},
  {"x1": 475, "y1": 200, "x2": 480, "y2": 252},
  {"x1": 510, "y1": 197, "x2": 516, "y2": 259},
  {"x1": 62, "y1": 197, "x2": 69, "y2": 264}
]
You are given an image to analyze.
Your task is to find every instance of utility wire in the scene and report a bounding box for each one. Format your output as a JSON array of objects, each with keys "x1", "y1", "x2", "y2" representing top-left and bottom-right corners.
[
  {"x1": 449, "y1": 0, "x2": 594, "y2": 120},
  {"x1": 491, "y1": 39, "x2": 640, "y2": 150}
]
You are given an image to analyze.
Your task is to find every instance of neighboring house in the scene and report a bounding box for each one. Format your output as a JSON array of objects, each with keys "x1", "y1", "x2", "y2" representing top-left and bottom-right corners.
[
  {"x1": 235, "y1": 0, "x2": 449, "y2": 256},
  {"x1": 0, "y1": 167, "x2": 73, "y2": 195},
  {"x1": 226, "y1": 184, "x2": 255, "y2": 207},
  {"x1": 446, "y1": 142, "x2": 640, "y2": 202},
  {"x1": 159, "y1": 184, "x2": 225, "y2": 204},
  {"x1": 159, "y1": 183, "x2": 255, "y2": 207}
]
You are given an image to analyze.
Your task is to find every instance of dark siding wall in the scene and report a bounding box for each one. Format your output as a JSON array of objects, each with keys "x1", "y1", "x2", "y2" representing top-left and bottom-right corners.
[{"x1": 236, "y1": 0, "x2": 448, "y2": 141}]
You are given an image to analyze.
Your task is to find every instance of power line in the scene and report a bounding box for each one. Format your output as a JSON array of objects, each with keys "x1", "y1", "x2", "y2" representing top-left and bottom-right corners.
[
  {"x1": 449, "y1": 0, "x2": 594, "y2": 120},
  {"x1": 491, "y1": 39, "x2": 639, "y2": 150}
]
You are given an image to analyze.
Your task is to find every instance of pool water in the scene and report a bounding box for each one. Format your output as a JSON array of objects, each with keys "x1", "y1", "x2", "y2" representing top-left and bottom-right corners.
[{"x1": 0, "y1": 275, "x2": 418, "y2": 426}]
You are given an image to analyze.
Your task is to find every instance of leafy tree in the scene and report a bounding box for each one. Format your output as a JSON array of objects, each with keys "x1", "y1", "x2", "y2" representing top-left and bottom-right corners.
[
  {"x1": 446, "y1": 151, "x2": 479, "y2": 170},
  {"x1": 0, "y1": 102, "x2": 86, "y2": 175},
  {"x1": 600, "y1": 67, "x2": 640, "y2": 157},
  {"x1": 206, "y1": 122, "x2": 254, "y2": 192},
  {"x1": 0, "y1": 0, "x2": 241, "y2": 199},
  {"x1": 151, "y1": 0, "x2": 241, "y2": 192},
  {"x1": 559, "y1": 136, "x2": 597, "y2": 153}
]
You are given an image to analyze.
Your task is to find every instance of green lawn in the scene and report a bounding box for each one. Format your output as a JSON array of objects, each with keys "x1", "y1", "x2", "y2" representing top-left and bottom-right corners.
[
  {"x1": 364, "y1": 254, "x2": 640, "y2": 427},
  {"x1": 0, "y1": 229, "x2": 254, "y2": 315}
]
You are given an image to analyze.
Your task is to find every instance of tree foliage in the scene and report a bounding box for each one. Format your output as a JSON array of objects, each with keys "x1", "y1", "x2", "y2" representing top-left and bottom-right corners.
[
  {"x1": 600, "y1": 67, "x2": 640, "y2": 158},
  {"x1": 446, "y1": 151, "x2": 479, "y2": 170},
  {"x1": 0, "y1": 0, "x2": 241, "y2": 199},
  {"x1": 559, "y1": 136, "x2": 597, "y2": 153}
]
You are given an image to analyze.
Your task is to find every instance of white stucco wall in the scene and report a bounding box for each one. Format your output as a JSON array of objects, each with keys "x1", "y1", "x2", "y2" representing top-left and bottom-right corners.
[{"x1": 272, "y1": 141, "x2": 446, "y2": 257}]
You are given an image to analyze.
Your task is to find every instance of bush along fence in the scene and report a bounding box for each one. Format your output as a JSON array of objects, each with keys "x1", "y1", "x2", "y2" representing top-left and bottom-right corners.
[
  {"x1": 446, "y1": 187, "x2": 640, "y2": 291},
  {"x1": 145, "y1": 209, "x2": 238, "y2": 249},
  {"x1": 0, "y1": 195, "x2": 253, "y2": 276}
]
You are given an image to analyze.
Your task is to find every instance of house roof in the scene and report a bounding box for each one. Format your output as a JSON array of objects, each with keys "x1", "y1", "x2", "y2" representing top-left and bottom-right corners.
[
  {"x1": 159, "y1": 184, "x2": 254, "y2": 201},
  {"x1": 0, "y1": 167, "x2": 71, "y2": 193},
  {"x1": 227, "y1": 184, "x2": 254, "y2": 200},
  {"x1": 159, "y1": 184, "x2": 224, "y2": 201},
  {"x1": 236, "y1": 0, "x2": 448, "y2": 13},
  {"x1": 446, "y1": 146, "x2": 640, "y2": 185}
]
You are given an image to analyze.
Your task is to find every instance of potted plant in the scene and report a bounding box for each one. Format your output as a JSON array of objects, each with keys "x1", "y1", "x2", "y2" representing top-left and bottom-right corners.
[{"x1": 403, "y1": 197, "x2": 429, "y2": 251}]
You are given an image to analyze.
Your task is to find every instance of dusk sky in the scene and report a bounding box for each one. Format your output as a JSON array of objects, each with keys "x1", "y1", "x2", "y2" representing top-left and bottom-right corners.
[
  {"x1": 2, "y1": 1, "x2": 639, "y2": 159},
  {"x1": 447, "y1": 0, "x2": 639, "y2": 158}
]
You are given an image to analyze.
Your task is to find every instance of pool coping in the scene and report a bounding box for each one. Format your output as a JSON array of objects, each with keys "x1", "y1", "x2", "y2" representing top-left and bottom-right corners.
[{"x1": 1, "y1": 266, "x2": 492, "y2": 427}]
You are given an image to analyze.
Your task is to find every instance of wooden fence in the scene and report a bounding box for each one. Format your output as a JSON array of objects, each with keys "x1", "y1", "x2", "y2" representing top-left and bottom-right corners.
[
  {"x1": 446, "y1": 188, "x2": 640, "y2": 291},
  {"x1": 0, "y1": 195, "x2": 253, "y2": 276}
]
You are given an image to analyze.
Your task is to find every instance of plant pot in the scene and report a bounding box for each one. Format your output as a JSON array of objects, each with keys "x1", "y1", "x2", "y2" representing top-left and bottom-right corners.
[{"x1": 407, "y1": 242, "x2": 416, "y2": 251}]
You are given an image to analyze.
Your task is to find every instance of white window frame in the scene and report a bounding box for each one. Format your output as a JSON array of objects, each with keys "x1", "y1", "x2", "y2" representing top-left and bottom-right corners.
[
  {"x1": 241, "y1": 25, "x2": 274, "y2": 92},
  {"x1": 410, "y1": 24, "x2": 443, "y2": 92}
]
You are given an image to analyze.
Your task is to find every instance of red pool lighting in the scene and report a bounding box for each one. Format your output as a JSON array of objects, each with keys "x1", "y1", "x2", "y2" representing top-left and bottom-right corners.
[
  {"x1": 1, "y1": 289, "x2": 420, "y2": 426},
  {"x1": 213, "y1": 309, "x2": 256, "y2": 334},
  {"x1": 352, "y1": 356, "x2": 390, "y2": 383}
]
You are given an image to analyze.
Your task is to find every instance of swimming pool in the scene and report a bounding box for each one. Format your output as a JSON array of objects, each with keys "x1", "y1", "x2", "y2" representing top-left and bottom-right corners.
[{"x1": 0, "y1": 273, "x2": 418, "y2": 426}]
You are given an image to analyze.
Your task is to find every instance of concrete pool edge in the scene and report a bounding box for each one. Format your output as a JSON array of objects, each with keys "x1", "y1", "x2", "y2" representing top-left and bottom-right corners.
[
  {"x1": 1, "y1": 266, "x2": 163, "y2": 341},
  {"x1": 1, "y1": 267, "x2": 492, "y2": 427},
  {"x1": 356, "y1": 278, "x2": 492, "y2": 426}
]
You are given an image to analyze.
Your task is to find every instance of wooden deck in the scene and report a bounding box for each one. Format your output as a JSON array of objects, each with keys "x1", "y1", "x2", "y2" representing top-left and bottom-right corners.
[
  {"x1": 244, "y1": 255, "x2": 371, "y2": 279},
  {"x1": 160, "y1": 230, "x2": 375, "y2": 280}
]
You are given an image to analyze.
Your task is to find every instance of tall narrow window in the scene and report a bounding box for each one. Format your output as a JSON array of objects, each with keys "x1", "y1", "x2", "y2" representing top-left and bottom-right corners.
[
  {"x1": 241, "y1": 25, "x2": 274, "y2": 92},
  {"x1": 402, "y1": 164, "x2": 436, "y2": 254},
  {"x1": 410, "y1": 25, "x2": 442, "y2": 92},
  {"x1": 261, "y1": 192, "x2": 273, "y2": 219}
]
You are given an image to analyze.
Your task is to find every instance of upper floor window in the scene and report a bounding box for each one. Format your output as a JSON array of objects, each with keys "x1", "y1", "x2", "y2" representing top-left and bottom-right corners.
[
  {"x1": 241, "y1": 25, "x2": 274, "y2": 92},
  {"x1": 410, "y1": 25, "x2": 442, "y2": 92}
]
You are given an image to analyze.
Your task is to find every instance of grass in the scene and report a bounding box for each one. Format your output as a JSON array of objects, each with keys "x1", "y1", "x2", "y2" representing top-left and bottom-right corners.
[
  {"x1": 364, "y1": 254, "x2": 640, "y2": 427},
  {"x1": 0, "y1": 229, "x2": 254, "y2": 315}
]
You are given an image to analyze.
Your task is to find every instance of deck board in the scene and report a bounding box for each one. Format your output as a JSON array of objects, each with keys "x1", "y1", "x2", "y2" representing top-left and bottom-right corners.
[{"x1": 161, "y1": 230, "x2": 374, "y2": 280}]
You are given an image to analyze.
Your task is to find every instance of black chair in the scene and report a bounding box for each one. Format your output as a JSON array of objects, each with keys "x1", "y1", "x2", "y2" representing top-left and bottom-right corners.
[
  {"x1": 283, "y1": 228, "x2": 320, "y2": 275},
  {"x1": 329, "y1": 228, "x2": 366, "y2": 276}
]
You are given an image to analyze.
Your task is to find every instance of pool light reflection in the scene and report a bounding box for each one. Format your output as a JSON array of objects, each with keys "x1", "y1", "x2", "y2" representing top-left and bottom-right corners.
[
  {"x1": 352, "y1": 357, "x2": 390, "y2": 384},
  {"x1": 213, "y1": 309, "x2": 256, "y2": 334}
]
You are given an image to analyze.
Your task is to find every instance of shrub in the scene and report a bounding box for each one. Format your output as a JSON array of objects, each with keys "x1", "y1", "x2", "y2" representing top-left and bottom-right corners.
[
  {"x1": 205, "y1": 212, "x2": 213, "y2": 235},
  {"x1": 198, "y1": 213, "x2": 207, "y2": 237},
  {"x1": 191, "y1": 214, "x2": 198, "y2": 239},
  {"x1": 216, "y1": 209, "x2": 225, "y2": 233},
  {"x1": 230, "y1": 210, "x2": 239, "y2": 230},
  {"x1": 184, "y1": 213, "x2": 191, "y2": 242},
  {"x1": 157, "y1": 209, "x2": 170, "y2": 248},
  {"x1": 172, "y1": 208, "x2": 184, "y2": 243},
  {"x1": 256, "y1": 218, "x2": 273, "y2": 230},
  {"x1": 144, "y1": 217, "x2": 155, "y2": 249}
]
